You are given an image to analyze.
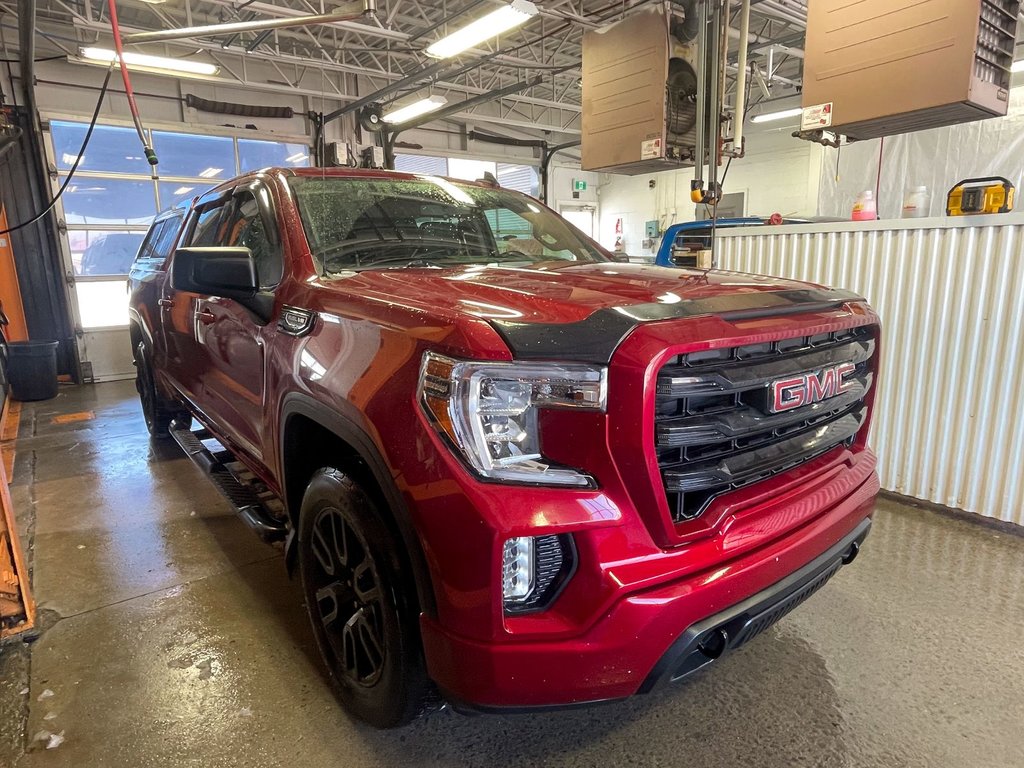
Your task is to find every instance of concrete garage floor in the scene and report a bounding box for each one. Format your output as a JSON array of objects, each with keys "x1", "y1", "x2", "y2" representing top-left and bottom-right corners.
[{"x1": 1, "y1": 382, "x2": 1023, "y2": 768}]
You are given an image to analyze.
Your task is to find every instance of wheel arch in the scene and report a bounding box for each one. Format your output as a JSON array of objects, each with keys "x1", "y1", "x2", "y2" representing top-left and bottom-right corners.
[{"x1": 279, "y1": 392, "x2": 437, "y2": 617}]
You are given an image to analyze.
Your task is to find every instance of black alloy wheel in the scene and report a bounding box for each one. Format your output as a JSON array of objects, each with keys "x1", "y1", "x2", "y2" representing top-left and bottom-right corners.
[
  {"x1": 297, "y1": 468, "x2": 433, "y2": 727},
  {"x1": 309, "y1": 504, "x2": 387, "y2": 686},
  {"x1": 134, "y1": 341, "x2": 189, "y2": 438}
]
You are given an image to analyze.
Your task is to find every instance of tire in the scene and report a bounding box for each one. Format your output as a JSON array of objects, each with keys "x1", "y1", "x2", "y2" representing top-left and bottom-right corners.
[
  {"x1": 134, "y1": 340, "x2": 189, "y2": 439},
  {"x1": 297, "y1": 468, "x2": 432, "y2": 728}
]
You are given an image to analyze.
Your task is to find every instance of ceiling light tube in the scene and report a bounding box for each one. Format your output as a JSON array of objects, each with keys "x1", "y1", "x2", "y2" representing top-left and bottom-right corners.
[
  {"x1": 80, "y1": 47, "x2": 219, "y2": 76},
  {"x1": 382, "y1": 95, "x2": 448, "y2": 124},
  {"x1": 1012, "y1": 60, "x2": 1024, "y2": 73},
  {"x1": 750, "y1": 106, "x2": 803, "y2": 124},
  {"x1": 425, "y1": 0, "x2": 538, "y2": 59}
]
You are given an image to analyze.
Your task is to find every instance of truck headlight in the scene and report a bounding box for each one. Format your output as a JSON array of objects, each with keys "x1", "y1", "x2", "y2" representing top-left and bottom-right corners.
[{"x1": 418, "y1": 352, "x2": 607, "y2": 487}]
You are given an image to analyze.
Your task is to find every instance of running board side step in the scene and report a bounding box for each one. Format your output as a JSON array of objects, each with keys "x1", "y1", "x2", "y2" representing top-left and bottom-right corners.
[{"x1": 169, "y1": 423, "x2": 288, "y2": 542}]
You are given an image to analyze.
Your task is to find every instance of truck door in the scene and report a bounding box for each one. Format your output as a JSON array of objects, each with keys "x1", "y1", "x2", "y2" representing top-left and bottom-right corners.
[
  {"x1": 191, "y1": 187, "x2": 282, "y2": 463},
  {"x1": 161, "y1": 193, "x2": 234, "y2": 410}
]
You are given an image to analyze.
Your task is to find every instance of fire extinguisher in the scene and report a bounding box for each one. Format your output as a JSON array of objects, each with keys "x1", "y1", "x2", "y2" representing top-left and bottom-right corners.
[{"x1": 613, "y1": 217, "x2": 624, "y2": 252}]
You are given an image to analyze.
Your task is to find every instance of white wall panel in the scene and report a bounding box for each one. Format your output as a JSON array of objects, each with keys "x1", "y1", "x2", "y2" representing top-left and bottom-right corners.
[{"x1": 716, "y1": 215, "x2": 1024, "y2": 525}]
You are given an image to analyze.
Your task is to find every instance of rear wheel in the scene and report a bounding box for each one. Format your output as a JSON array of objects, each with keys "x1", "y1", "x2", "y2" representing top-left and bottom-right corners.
[
  {"x1": 297, "y1": 468, "x2": 432, "y2": 727},
  {"x1": 134, "y1": 340, "x2": 189, "y2": 439}
]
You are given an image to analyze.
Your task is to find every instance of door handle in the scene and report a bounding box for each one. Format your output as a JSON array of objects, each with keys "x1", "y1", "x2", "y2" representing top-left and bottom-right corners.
[
  {"x1": 196, "y1": 310, "x2": 216, "y2": 325},
  {"x1": 158, "y1": 298, "x2": 174, "y2": 308}
]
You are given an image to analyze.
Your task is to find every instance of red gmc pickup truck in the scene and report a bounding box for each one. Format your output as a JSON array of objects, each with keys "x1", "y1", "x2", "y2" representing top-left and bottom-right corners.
[{"x1": 128, "y1": 167, "x2": 880, "y2": 727}]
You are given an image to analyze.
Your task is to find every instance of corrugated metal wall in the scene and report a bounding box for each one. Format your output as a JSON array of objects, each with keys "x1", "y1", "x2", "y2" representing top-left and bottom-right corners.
[{"x1": 716, "y1": 217, "x2": 1024, "y2": 525}]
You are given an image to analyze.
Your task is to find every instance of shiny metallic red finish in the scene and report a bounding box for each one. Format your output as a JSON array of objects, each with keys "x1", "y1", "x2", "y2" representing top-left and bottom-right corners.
[{"x1": 129, "y1": 168, "x2": 880, "y2": 710}]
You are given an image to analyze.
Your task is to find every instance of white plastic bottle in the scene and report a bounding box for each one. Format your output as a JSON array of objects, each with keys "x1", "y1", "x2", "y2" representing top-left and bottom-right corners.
[
  {"x1": 901, "y1": 186, "x2": 931, "y2": 218},
  {"x1": 852, "y1": 190, "x2": 877, "y2": 221}
]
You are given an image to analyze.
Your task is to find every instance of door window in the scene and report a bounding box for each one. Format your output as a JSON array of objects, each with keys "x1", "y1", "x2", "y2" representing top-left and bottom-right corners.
[{"x1": 225, "y1": 193, "x2": 282, "y2": 288}]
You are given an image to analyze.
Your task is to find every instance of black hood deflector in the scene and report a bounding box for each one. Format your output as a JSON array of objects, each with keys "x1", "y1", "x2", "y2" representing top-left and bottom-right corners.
[{"x1": 488, "y1": 287, "x2": 865, "y2": 364}]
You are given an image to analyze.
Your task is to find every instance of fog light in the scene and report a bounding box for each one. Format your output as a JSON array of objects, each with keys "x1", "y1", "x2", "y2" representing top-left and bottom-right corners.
[
  {"x1": 501, "y1": 534, "x2": 576, "y2": 614},
  {"x1": 502, "y1": 537, "x2": 534, "y2": 602}
]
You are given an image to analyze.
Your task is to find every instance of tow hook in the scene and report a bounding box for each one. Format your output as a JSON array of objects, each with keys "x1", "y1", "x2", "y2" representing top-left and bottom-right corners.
[{"x1": 842, "y1": 541, "x2": 861, "y2": 565}]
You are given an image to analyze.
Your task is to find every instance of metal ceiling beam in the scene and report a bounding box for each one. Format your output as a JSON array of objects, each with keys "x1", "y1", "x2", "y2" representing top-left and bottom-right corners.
[
  {"x1": 196, "y1": 0, "x2": 581, "y2": 71},
  {"x1": 123, "y1": 2, "x2": 376, "y2": 44},
  {"x1": 323, "y1": 58, "x2": 452, "y2": 122},
  {"x1": 397, "y1": 74, "x2": 543, "y2": 130},
  {"x1": 66, "y1": 17, "x2": 582, "y2": 115}
]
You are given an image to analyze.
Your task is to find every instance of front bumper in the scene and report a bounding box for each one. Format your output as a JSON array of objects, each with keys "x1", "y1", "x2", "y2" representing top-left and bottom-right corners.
[
  {"x1": 639, "y1": 516, "x2": 869, "y2": 695},
  {"x1": 420, "y1": 476, "x2": 876, "y2": 710}
]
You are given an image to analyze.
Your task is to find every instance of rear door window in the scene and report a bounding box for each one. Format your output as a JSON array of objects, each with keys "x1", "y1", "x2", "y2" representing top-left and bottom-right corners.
[{"x1": 136, "y1": 215, "x2": 184, "y2": 267}]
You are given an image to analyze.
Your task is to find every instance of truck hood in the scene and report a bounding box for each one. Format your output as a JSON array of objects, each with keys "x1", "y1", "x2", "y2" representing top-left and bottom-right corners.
[{"x1": 327, "y1": 263, "x2": 862, "y2": 363}]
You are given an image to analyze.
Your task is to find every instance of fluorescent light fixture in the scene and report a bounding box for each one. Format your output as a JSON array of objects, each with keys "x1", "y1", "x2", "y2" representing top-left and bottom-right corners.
[
  {"x1": 172, "y1": 186, "x2": 194, "y2": 195},
  {"x1": 61, "y1": 152, "x2": 83, "y2": 166},
  {"x1": 79, "y1": 47, "x2": 219, "y2": 76},
  {"x1": 425, "y1": 0, "x2": 537, "y2": 59},
  {"x1": 751, "y1": 106, "x2": 803, "y2": 124},
  {"x1": 198, "y1": 167, "x2": 224, "y2": 178},
  {"x1": 1012, "y1": 60, "x2": 1024, "y2": 73},
  {"x1": 285, "y1": 152, "x2": 308, "y2": 163},
  {"x1": 382, "y1": 95, "x2": 448, "y2": 124}
]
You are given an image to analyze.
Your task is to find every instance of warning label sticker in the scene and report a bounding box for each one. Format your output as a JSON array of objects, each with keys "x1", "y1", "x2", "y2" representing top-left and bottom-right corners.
[
  {"x1": 801, "y1": 102, "x2": 833, "y2": 131},
  {"x1": 640, "y1": 137, "x2": 662, "y2": 160}
]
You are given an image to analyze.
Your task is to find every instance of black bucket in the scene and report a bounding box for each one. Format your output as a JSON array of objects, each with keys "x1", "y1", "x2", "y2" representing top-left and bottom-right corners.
[{"x1": 6, "y1": 340, "x2": 59, "y2": 401}]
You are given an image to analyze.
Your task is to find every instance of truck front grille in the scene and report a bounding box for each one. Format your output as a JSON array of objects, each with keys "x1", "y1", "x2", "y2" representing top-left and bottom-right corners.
[{"x1": 654, "y1": 325, "x2": 877, "y2": 523}]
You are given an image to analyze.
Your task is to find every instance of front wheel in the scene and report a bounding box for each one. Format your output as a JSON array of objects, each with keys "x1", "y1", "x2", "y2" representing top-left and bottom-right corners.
[
  {"x1": 297, "y1": 468, "x2": 432, "y2": 727},
  {"x1": 134, "y1": 341, "x2": 189, "y2": 439}
]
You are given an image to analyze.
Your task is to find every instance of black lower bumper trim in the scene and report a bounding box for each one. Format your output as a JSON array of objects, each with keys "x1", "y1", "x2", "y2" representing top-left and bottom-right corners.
[
  {"x1": 446, "y1": 519, "x2": 871, "y2": 716},
  {"x1": 639, "y1": 517, "x2": 872, "y2": 693}
]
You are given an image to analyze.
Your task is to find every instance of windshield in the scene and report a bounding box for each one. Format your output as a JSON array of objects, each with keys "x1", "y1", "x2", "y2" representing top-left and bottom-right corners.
[{"x1": 288, "y1": 175, "x2": 610, "y2": 272}]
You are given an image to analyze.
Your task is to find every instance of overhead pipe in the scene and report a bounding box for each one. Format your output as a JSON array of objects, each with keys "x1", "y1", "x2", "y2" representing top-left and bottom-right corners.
[
  {"x1": 322, "y1": 59, "x2": 451, "y2": 123},
  {"x1": 539, "y1": 140, "x2": 581, "y2": 203},
  {"x1": 124, "y1": 0, "x2": 377, "y2": 44},
  {"x1": 708, "y1": 0, "x2": 731, "y2": 197},
  {"x1": 383, "y1": 77, "x2": 544, "y2": 167},
  {"x1": 732, "y1": 0, "x2": 751, "y2": 152},
  {"x1": 400, "y1": 76, "x2": 544, "y2": 131},
  {"x1": 465, "y1": 131, "x2": 580, "y2": 203},
  {"x1": 677, "y1": 0, "x2": 701, "y2": 42},
  {"x1": 690, "y1": 0, "x2": 708, "y2": 204},
  {"x1": 17, "y1": 0, "x2": 35, "y2": 111}
]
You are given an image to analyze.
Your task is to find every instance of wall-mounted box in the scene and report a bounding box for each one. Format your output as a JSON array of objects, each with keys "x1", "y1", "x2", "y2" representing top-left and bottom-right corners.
[
  {"x1": 802, "y1": 0, "x2": 1021, "y2": 141},
  {"x1": 581, "y1": 7, "x2": 699, "y2": 174}
]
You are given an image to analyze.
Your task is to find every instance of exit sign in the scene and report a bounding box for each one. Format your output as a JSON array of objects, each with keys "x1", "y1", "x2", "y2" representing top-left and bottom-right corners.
[{"x1": 572, "y1": 179, "x2": 587, "y2": 192}]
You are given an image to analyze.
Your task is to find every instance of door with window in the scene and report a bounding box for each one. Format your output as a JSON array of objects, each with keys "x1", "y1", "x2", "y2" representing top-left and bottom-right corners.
[
  {"x1": 46, "y1": 119, "x2": 309, "y2": 381},
  {"x1": 559, "y1": 205, "x2": 596, "y2": 238},
  {"x1": 168, "y1": 188, "x2": 280, "y2": 462}
]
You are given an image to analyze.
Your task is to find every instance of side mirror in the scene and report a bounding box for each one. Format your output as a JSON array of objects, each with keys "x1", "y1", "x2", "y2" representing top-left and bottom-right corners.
[
  {"x1": 171, "y1": 246, "x2": 257, "y2": 298},
  {"x1": 171, "y1": 247, "x2": 272, "y2": 323}
]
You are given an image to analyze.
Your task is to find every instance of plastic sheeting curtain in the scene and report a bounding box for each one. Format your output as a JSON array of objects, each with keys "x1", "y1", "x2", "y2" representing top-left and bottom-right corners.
[{"x1": 818, "y1": 89, "x2": 1024, "y2": 219}]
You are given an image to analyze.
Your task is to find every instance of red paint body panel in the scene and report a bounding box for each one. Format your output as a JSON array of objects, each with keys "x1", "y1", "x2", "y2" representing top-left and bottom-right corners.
[{"x1": 128, "y1": 167, "x2": 880, "y2": 709}]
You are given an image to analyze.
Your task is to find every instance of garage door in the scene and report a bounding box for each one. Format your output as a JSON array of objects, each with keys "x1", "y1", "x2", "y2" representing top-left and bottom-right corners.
[{"x1": 45, "y1": 120, "x2": 310, "y2": 381}]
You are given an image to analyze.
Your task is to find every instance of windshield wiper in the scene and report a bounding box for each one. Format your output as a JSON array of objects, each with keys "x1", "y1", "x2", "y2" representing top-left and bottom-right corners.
[{"x1": 364, "y1": 257, "x2": 446, "y2": 269}]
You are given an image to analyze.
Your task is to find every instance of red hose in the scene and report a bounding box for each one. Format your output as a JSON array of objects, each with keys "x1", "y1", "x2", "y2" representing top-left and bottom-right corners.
[
  {"x1": 107, "y1": 0, "x2": 157, "y2": 165},
  {"x1": 875, "y1": 137, "x2": 884, "y2": 216}
]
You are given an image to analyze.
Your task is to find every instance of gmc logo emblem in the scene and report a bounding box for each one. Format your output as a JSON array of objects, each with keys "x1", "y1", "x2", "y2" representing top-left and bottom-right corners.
[{"x1": 771, "y1": 362, "x2": 857, "y2": 413}]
